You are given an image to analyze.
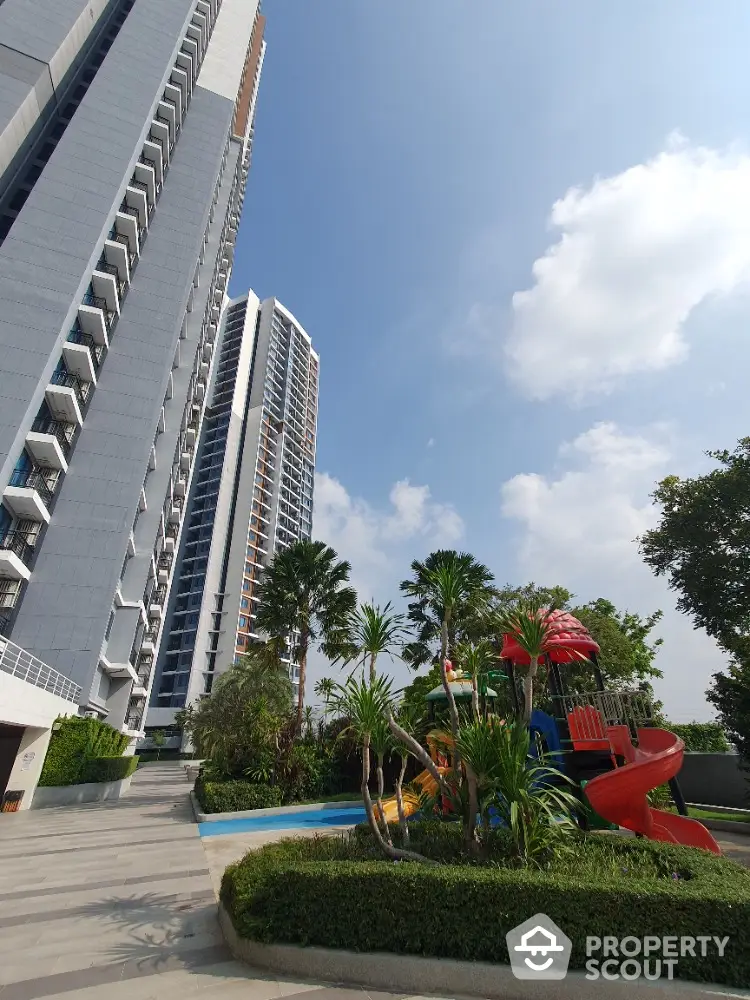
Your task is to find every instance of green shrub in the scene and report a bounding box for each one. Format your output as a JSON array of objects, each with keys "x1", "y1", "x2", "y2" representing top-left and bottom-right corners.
[
  {"x1": 39, "y1": 716, "x2": 129, "y2": 787},
  {"x1": 80, "y1": 756, "x2": 138, "y2": 783},
  {"x1": 195, "y1": 777, "x2": 283, "y2": 813},
  {"x1": 221, "y1": 830, "x2": 750, "y2": 988},
  {"x1": 667, "y1": 722, "x2": 730, "y2": 753}
]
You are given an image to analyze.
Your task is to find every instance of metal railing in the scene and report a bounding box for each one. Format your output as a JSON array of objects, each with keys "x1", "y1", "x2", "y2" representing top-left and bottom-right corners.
[
  {"x1": 111, "y1": 231, "x2": 136, "y2": 267},
  {"x1": 8, "y1": 467, "x2": 55, "y2": 506},
  {"x1": 555, "y1": 689, "x2": 654, "y2": 743},
  {"x1": 152, "y1": 587, "x2": 167, "y2": 606},
  {"x1": 0, "y1": 636, "x2": 81, "y2": 703},
  {"x1": 30, "y1": 416, "x2": 74, "y2": 458},
  {"x1": 49, "y1": 368, "x2": 87, "y2": 410},
  {"x1": 125, "y1": 713, "x2": 143, "y2": 731},
  {"x1": 0, "y1": 531, "x2": 34, "y2": 565},
  {"x1": 95, "y1": 258, "x2": 125, "y2": 298},
  {"x1": 67, "y1": 327, "x2": 104, "y2": 373},
  {"x1": 82, "y1": 290, "x2": 114, "y2": 331}
]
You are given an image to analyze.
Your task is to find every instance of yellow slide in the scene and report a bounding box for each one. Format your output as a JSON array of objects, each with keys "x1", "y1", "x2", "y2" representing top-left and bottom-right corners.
[{"x1": 379, "y1": 767, "x2": 446, "y2": 824}]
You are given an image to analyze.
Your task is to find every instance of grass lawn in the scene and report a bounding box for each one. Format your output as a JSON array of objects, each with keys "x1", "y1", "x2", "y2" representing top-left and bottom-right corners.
[{"x1": 687, "y1": 806, "x2": 750, "y2": 824}]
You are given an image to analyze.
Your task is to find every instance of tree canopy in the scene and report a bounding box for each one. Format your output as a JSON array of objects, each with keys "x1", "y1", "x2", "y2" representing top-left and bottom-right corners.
[{"x1": 639, "y1": 439, "x2": 750, "y2": 654}]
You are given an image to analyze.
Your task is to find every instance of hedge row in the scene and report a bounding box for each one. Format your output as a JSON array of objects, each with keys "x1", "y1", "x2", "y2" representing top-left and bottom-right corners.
[
  {"x1": 221, "y1": 835, "x2": 750, "y2": 988},
  {"x1": 81, "y1": 756, "x2": 138, "y2": 783},
  {"x1": 195, "y1": 777, "x2": 283, "y2": 813},
  {"x1": 667, "y1": 722, "x2": 731, "y2": 754},
  {"x1": 39, "y1": 716, "x2": 130, "y2": 787}
]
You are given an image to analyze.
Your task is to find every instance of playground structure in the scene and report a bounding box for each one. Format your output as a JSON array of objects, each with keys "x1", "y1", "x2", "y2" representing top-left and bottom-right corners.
[{"x1": 380, "y1": 609, "x2": 720, "y2": 853}]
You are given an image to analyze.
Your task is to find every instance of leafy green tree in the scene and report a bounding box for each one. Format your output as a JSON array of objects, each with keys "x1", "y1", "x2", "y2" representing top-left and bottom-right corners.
[
  {"x1": 707, "y1": 653, "x2": 750, "y2": 763},
  {"x1": 337, "y1": 601, "x2": 409, "y2": 682},
  {"x1": 151, "y1": 729, "x2": 166, "y2": 761},
  {"x1": 639, "y1": 439, "x2": 750, "y2": 652},
  {"x1": 222, "y1": 639, "x2": 293, "y2": 716},
  {"x1": 255, "y1": 540, "x2": 357, "y2": 731},
  {"x1": 401, "y1": 550, "x2": 495, "y2": 770},
  {"x1": 571, "y1": 600, "x2": 663, "y2": 691},
  {"x1": 495, "y1": 584, "x2": 664, "y2": 694}
]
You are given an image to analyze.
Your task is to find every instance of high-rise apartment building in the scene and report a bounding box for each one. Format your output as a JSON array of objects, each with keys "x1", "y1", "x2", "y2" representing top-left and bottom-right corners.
[
  {"x1": 147, "y1": 293, "x2": 319, "y2": 728},
  {"x1": 0, "y1": 0, "x2": 266, "y2": 740}
]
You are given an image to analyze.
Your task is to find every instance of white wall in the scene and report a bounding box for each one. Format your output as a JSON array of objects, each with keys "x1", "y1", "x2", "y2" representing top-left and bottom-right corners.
[
  {"x1": 198, "y1": 0, "x2": 259, "y2": 101},
  {"x1": 0, "y1": 670, "x2": 77, "y2": 729},
  {"x1": 0, "y1": 671, "x2": 77, "y2": 810},
  {"x1": 5, "y1": 726, "x2": 52, "y2": 810}
]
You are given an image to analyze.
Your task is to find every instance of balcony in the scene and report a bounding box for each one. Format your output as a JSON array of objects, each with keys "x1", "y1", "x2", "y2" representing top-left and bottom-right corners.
[
  {"x1": 63, "y1": 327, "x2": 101, "y2": 384},
  {"x1": 79, "y1": 291, "x2": 113, "y2": 345},
  {"x1": 149, "y1": 119, "x2": 170, "y2": 166},
  {"x1": 0, "y1": 636, "x2": 81, "y2": 702},
  {"x1": 104, "y1": 238, "x2": 131, "y2": 287},
  {"x1": 27, "y1": 417, "x2": 73, "y2": 471},
  {"x1": 180, "y1": 450, "x2": 192, "y2": 471},
  {"x1": 157, "y1": 99, "x2": 177, "y2": 143},
  {"x1": 0, "y1": 532, "x2": 34, "y2": 580},
  {"x1": 168, "y1": 497, "x2": 184, "y2": 523},
  {"x1": 116, "y1": 203, "x2": 143, "y2": 255},
  {"x1": 124, "y1": 712, "x2": 144, "y2": 736},
  {"x1": 141, "y1": 629, "x2": 159, "y2": 654},
  {"x1": 173, "y1": 476, "x2": 187, "y2": 498},
  {"x1": 184, "y1": 425, "x2": 197, "y2": 449},
  {"x1": 4, "y1": 467, "x2": 56, "y2": 523},
  {"x1": 164, "y1": 83, "x2": 183, "y2": 125},
  {"x1": 141, "y1": 140, "x2": 164, "y2": 188},
  {"x1": 93, "y1": 259, "x2": 123, "y2": 314},
  {"x1": 133, "y1": 161, "x2": 156, "y2": 206}
]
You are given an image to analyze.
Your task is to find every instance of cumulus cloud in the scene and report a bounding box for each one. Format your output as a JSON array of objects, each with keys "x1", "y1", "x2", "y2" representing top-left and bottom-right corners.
[
  {"x1": 501, "y1": 422, "x2": 721, "y2": 720},
  {"x1": 313, "y1": 473, "x2": 464, "y2": 600},
  {"x1": 506, "y1": 137, "x2": 750, "y2": 399}
]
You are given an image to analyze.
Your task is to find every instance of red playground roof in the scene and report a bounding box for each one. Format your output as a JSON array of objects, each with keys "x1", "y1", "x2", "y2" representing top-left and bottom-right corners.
[{"x1": 500, "y1": 608, "x2": 600, "y2": 665}]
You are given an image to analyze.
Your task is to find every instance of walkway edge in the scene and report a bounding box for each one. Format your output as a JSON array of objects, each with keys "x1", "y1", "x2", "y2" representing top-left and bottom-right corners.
[
  {"x1": 192, "y1": 794, "x2": 362, "y2": 824},
  {"x1": 217, "y1": 903, "x2": 743, "y2": 1000}
]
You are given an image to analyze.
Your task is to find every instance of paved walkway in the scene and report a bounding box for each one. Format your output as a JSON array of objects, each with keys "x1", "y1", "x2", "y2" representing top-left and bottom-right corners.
[{"x1": 0, "y1": 764, "x2": 407, "y2": 1000}]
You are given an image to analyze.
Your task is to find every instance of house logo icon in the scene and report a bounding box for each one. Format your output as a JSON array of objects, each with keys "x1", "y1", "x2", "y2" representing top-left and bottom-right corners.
[{"x1": 506, "y1": 913, "x2": 572, "y2": 980}]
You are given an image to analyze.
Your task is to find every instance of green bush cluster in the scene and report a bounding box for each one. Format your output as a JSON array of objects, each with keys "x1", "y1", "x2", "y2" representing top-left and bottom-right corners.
[
  {"x1": 195, "y1": 776, "x2": 283, "y2": 813},
  {"x1": 666, "y1": 721, "x2": 731, "y2": 753},
  {"x1": 80, "y1": 756, "x2": 138, "y2": 783},
  {"x1": 221, "y1": 829, "x2": 750, "y2": 988},
  {"x1": 39, "y1": 716, "x2": 130, "y2": 787}
]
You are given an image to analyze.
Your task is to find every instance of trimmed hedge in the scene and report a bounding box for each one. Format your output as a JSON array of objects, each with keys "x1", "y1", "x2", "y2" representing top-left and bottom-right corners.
[
  {"x1": 195, "y1": 777, "x2": 283, "y2": 814},
  {"x1": 667, "y1": 721, "x2": 730, "y2": 753},
  {"x1": 39, "y1": 716, "x2": 129, "y2": 787},
  {"x1": 80, "y1": 756, "x2": 138, "y2": 783},
  {"x1": 221, "y1": 832, "x2": 750, "y2": 988}
]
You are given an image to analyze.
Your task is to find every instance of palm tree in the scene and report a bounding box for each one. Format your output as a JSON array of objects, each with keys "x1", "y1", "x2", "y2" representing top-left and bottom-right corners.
[
  {"x1": 255, "y1": 540, "x2": 357, "y2": 732},
  {"x1": 333, "y1": 675, "x2": 428, "y2": 863},
  {"x1": 221, "y1": 638, "x2": 293, "y2": 717},
  {"x1": 315, "y1": 676, "x2": 335, "y2": 724},
  {"x1": 339, "y1": 601, "x2": 409, "y2": 682},
  {"x1": 454, "y1": 639, "x2": 496, "y2": 721},
  {"x1": 400, "y1": 550, "x2": 495, "y2": 767},
  {"x1": 391, "y1": 701, "x2": 423, "y2": 846}
]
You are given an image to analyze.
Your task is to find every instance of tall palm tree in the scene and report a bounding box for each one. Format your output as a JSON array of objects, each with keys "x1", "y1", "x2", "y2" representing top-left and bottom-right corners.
[
  {"x1": 314, "y1": 676, "x2": 335, "y2": 724},
  {"x1": 339, "y1": 601, "x2": 409, "y2": 682},
  {"x1": 400, "y1": 550, "x2": 495, "y2": 765},
  {"x1": 255, "y1": 540, "x2": 357, "y2": 732}
]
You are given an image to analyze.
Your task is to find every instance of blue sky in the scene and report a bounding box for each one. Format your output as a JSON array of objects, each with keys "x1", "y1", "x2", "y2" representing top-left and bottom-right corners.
[{"x1": 230, "y1": 1, "x2": 750, "y2": 719}]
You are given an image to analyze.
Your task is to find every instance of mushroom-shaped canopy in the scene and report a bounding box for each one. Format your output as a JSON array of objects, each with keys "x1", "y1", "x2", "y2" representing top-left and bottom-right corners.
[{"x1": 500, "y1": 608, "x2": 599, "y2": 665}]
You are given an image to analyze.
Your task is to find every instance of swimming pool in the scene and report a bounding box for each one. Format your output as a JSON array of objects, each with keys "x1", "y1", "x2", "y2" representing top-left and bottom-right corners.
[{"x1": 199, "y1": 805, "x2": 368, "y2": 837}]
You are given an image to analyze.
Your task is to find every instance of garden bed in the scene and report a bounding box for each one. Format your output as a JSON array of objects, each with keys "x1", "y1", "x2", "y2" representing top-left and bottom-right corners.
[{"x1": 221, "y1": 824, "x2": 750, "y2": 988}]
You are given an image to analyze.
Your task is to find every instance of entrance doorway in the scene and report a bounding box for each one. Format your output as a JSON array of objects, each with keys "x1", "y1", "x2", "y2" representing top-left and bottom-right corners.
[{"x1": 0, "y1": 724, "x2": 24, "y2": 801}]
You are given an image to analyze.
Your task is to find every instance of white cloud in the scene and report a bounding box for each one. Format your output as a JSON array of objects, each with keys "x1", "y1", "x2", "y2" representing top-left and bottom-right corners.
[
  {"x1": 308, "y1": 473, "x2": 465, "y2": 700},
  {"x1": 313, "y1": 472, "x2": 464, "y2": 600},
  {"x1": 501, "y1": 422, "x2": 722, "y2": 721},
  {"x1": 427, "y1": 437, "x2": 435, "y2": 448},
  {"x1": 506, "y1": 137, "x2": 750, "y2": 399}
]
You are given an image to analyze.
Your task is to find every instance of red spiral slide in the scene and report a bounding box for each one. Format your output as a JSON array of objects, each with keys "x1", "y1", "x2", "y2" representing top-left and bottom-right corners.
[{"x1": 583, "y1": 726, "x2": 721, "y2": 854}]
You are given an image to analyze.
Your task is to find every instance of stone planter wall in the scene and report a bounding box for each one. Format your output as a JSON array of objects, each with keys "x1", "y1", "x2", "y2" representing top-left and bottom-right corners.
[{"x1": 31, "y1": 775, "x2": 133, "y2": 809}]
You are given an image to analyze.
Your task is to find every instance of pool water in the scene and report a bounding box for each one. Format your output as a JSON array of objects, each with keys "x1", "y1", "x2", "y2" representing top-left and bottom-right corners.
[{"x1": 199, "y1": 806, "x2": 368, "y2": 837}]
